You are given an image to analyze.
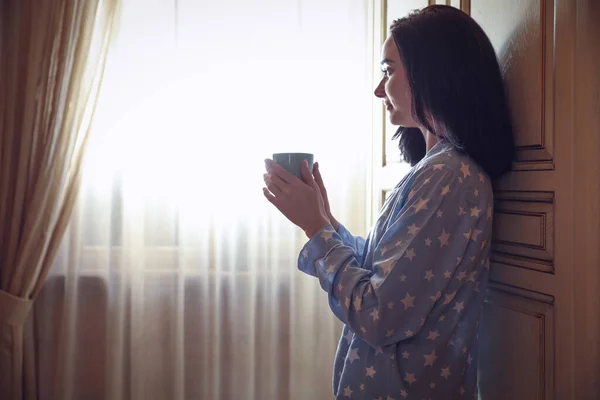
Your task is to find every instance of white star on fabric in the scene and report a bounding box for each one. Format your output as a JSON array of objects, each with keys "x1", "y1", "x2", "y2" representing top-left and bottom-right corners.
[
  {"x1": 401, "y1": 390, "x2": 408, "y2": 398},
  {"x1": 348, "y1": 348, "x2": 360, "y2": 363},
  {"x1": 424, "y1": 177, "x2": 431, "y2": 185},
  {"x1": 441, "y1": 185, "x2": 451, "y2": 195},
  {"x1": 444, "y1": 270, "x2": 452, "y2": 278},
  {"x1": 366, "y1": 366, "x2": 376, "y2": 378},
  {"x1": 408, "y1": 189, "x2": 416, "y2": 200},
  {"x1": 361, "y1": 326, "x2": 367, "y2": 333},
  {"x1": 400, "y1": 274, "x2": 407, "y2": 282},
  {"x1": 353, "y1": 297, "x2": 362, "y2": 311},
  {"x1": 387, "y1": 301, "x2": 394, "y2": 309},
  {"x1": 467, "y1": 271, "x2": 477, "y2": 282},
  {"x1": 487, "y1": 204, "x2": 493, "y2": 220},
  {"x1": 413, "y1": 198, "x2": 430, "y2": 213},
  {"x1": 463, "y1": 229, "x2": 472, "y2": 240},
  {"x1": 427, "y1": 330, "x2": 440, "y2": 341},
  {"x1": 405, "y1": 248, "x2": 417, "y2": 261},
  {"x1": 438, "y1": 229, "x2": 450, "y2": 247},
  {"x1": 405, "y1": 372, "x2": 417, "y2": 386},
  {"x1": 439, "y1": 315, "x2": 446, "y2": 322},
  {"x1": 437, "y1": 210, "x2": 443, "y2": 218},
  {"x1": 424, "y1": 350, "x2": 438, "y2": 367},
  {"x1": 385, "y1": 329, "x2": 395, "y2": 338},
  {"x1": 425, "y1": 238, "x2": 432, "y2": 247},
  {"x1": 401, "y1": 293, "x2": 415, "y2": 309},
  {"x1": 460, "y1": 162, "x2": 471, "y2": 178},
  {"x1": 424, "y1": 270, "x2": 435, "y2": 282},
  {"x1": 402, "y1": 351, "x2": 410, "y2": 359},
  {"x1": 433, "y1": 163, "x2": 444, "y2": 171},
  {"x1": 443, "y1": 291, "x2": 457, "y2": 304},
  {"x1": 458, "y1": 206, "x2": 465, "y2": 216},
  {"x1": 344, "y1": 330, "x2": 353, "y2": 343},
  {"x1": 458, "y1": 177, "x2": 464, "y2": 184},
  {"x1": 407, "y1": 224, "x2": 420, "y2": 235},
  {"x1": 479, "y1": 172, "x2": 485, "y2": 182},
  {"x1": 472, "y1": 229, "x2": 482, "y2": 241},
  {"x1": 454, "y1": 301, "x2": 465, "y2": 313},
  {"x1": 430, "y1": 291, "x2": 441, "y2": 302},
  {"x1": 456, "y1": 271, "x2": 467, "y2": 281},
  {"x1": 474, "y1": 189, "x2": 479, "y2": 197},
  {"x1": 380, "y1": 245, "x2": 389, "y2": 256},
  {"x1": 470, "y1": 206, "x2": 482, "y2": 217},
  {"x1": 404, "y1": 329, "x2": 413, "y2": 337},
  {"x1": 441, "y1": 366, "x2": 452, "y2": 379},
  {"x1": 338, "y1": 283, "x2": 344, "y2": 292},
  {"x1": 321, "y1": 229, "x2": 335, "y2": 241},
  {"x1": 370, "y1": 309, "x2": 379, "y2": 321},
  {"x1": 344, "y1": 386, "x2": 353, "y2": 397},
  {"x1": 456, "y1": 256, "x2": 463, "y2": 266},
  {"x1": 302, "y1": 249, "x2": 309, "y2": 259},
  {"x1": 395, "y1": 240, "x2": 403, "y2": 247},
  {"x1": 430, "y1": 382, "x2": 436, "y2": 389},
  {"x1": 380, "y1": 260, "x2": 395, "y2": 276},
  {"x1": 360, "y1": 383, "x2": 365, "y2": 392},
  {"x1": 345, "y1": 297, "x2": 350, "y2": 308},
  {"x1": 326, "y1": 264, "x2": 336, "y2": 273}
]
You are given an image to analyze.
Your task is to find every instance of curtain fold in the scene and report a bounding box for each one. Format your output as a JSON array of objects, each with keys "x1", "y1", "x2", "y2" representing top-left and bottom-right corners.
[
  {"x1": 33, "y1": 0, "x2": 372, "y2": 399},
  {"x1": 0, "y1": 1, "x2": 120, "y2": 398}
]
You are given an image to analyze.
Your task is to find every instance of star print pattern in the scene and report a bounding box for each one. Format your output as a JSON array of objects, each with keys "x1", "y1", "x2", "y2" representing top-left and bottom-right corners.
[{"x1": 296, "y1": 141, "x2": 492, "y2": 399}]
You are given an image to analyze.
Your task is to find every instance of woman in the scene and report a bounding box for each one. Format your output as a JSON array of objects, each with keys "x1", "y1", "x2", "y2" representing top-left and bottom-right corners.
[{"x1": 263, "y1": 5, "x2": 514, "y2": 399}]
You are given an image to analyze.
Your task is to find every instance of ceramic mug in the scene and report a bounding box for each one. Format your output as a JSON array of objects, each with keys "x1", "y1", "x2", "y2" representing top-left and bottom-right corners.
[{"x1": 272, "y1": 153, "x2": 314, "y2": 179}]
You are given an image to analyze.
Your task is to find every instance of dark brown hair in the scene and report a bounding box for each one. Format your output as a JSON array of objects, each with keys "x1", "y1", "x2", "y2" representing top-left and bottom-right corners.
[{"x1": 390, "y1": 5, "x2": 515, "y2": 179}]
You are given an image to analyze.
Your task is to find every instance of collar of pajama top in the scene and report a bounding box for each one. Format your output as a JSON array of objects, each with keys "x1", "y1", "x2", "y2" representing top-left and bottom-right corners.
[{"x1": 298, "y1": 140, "x2": 494, "y2": 400}]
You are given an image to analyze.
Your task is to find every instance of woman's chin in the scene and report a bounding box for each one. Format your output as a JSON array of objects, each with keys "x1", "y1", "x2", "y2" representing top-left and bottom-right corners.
[
  {"x1": 389, "y1": 115, "x2": 409, "y2": 127},
  {"x1": 389, "y1": 114, "x2": 420, "y2": 129}
]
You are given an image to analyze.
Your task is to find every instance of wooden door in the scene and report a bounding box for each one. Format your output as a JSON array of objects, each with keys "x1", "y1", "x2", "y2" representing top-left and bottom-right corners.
[{"x1": 369, "y1": 1, "x2": 600, "y2": 398}]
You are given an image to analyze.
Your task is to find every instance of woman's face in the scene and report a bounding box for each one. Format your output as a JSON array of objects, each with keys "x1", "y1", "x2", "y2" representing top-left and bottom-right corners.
[{"x1": 374, "y1": 36, "x2": 419, "y2": 127}]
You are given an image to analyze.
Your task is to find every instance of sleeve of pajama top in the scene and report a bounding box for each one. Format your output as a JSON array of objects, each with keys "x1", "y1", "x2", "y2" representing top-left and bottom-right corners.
[{"x1": 297, "y1": 160, "x2": 490, "y2": 347}]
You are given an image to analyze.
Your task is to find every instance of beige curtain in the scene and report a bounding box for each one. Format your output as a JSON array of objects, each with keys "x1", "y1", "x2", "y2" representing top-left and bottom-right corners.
[
  {"x1": 31, "y1": 0, "x2": 372, "y2": 399},
  {"x1": 0, "y1": 1, "x2": 120, "y2": 399}
]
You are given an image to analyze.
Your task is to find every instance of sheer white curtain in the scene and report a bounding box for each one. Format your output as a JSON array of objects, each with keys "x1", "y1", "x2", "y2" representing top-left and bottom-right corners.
[{"x1": 33, "y1": 0, "x2": 371, "y2": 399}]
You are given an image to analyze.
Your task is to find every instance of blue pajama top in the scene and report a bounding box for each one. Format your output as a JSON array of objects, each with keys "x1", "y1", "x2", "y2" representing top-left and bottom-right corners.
[{"x1": 298, "y1": 140, "x2": 493, "y2": 400}]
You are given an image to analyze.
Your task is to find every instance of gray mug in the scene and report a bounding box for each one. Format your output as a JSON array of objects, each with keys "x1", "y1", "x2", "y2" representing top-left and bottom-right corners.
[{"x1": 272, "y1": 153, "x2": 314, "y2": 179}]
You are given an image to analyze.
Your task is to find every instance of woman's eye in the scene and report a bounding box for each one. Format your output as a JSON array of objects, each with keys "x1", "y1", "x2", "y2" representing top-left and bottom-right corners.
[{"x1": 381, "y1": 69, "x2": 390, "y2": 77}]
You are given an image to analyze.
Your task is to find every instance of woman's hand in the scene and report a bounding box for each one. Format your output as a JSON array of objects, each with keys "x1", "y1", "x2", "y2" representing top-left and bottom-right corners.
[
  {"x1": 263, "y1": 159, "x2": 330, "y2": 238},
  {"x1": 312, "y1": 162, "x2": 339, "y2": 232}
]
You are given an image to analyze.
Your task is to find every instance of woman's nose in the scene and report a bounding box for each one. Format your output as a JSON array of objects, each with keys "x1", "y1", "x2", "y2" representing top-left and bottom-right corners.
[{"x1": 374, "y1": 78, "x2": 385, "y2": 98}]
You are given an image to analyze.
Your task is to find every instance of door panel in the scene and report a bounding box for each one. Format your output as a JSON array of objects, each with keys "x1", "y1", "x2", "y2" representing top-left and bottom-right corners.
[
  {"x1": 478, "y1": 284, "x2": 554, "y2": 400},
  {"x1": 471, "y1": 0, "x2": 555, "y2": 170},
  {"x1": 468, "y1": 1, "x2": 561, "y2": 398}
]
